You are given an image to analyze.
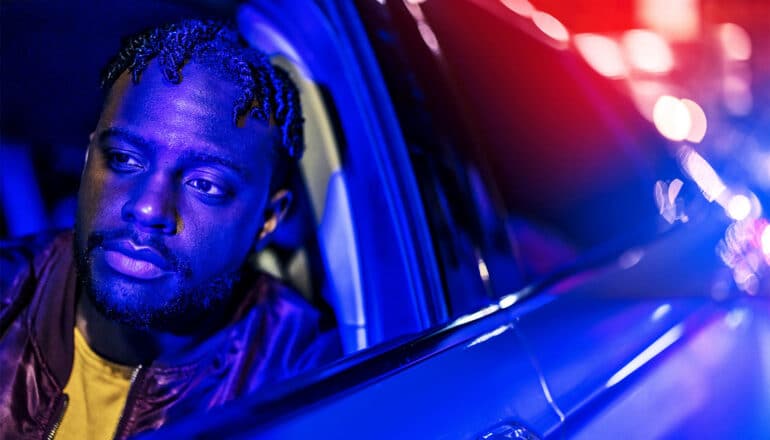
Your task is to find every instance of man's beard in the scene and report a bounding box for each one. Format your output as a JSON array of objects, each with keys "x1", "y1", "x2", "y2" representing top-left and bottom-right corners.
[{"x1": 74, "y1": 228, "x2": 241, "y2": 334}]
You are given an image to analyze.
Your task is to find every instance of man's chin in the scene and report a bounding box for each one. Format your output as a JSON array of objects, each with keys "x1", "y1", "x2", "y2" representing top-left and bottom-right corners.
[
  {"x1": 85, "y1": 276, "x2": 183, "y2": 331},
  {"x1": 82, "y1": 250, "x2": 186, "y2": 330},
  {"x1": 79, "y1": 266, "x2": 239, "y2": 334},
  {"x1": 74, "y1": 237, "x2": 241, "y2": 334}
]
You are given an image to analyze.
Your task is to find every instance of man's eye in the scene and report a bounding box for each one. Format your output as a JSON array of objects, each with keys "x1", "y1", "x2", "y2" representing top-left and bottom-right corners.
[
  {"x1": 187, "y1": 178, "x2": 227, "y2": 197},
  {"x1": 106, "y1": 151, "x2": 143, "y2": 171}
]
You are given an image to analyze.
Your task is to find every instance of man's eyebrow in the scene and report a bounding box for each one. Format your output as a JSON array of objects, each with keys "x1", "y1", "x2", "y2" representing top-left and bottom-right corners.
[
  {"x1": 177, "y1": 151, "x2": 249, "y2": 178},
  {"x1": 98, "y1": 127, "x2": 152, "y2": 150},
  {"x1": 98, "y1": 127, "x2": 248, "y2": 178}
]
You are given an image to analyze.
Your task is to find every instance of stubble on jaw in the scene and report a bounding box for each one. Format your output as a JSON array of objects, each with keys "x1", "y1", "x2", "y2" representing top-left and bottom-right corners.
[{"x1": 73, "y1": 228, "x2": 242, "y2": 334}]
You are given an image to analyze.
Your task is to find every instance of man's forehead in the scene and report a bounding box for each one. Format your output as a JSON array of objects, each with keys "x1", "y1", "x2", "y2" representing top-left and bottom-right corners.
[
  {"x1": 105, "y1": 63, "x2": 238, "y2": 125},
  {"x1": 99, "y1": 62, "x2": 278, "y2": 165}
]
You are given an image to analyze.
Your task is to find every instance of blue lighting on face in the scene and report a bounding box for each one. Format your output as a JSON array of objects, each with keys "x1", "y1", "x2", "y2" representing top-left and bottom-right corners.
[{"x1": 74, "y1": 61, "x2": 277, "y2": 330}]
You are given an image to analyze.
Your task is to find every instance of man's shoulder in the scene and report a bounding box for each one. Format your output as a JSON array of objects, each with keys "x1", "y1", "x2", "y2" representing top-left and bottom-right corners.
[
  {"x1": 249, "y1": 271, "x2": 324, "y2": 323},
  {"x1": 239, "y1": 271, "x2": 342, "y2": 376},
  {"x1": 0, "y1": 230, "x2": 73, "y2": 308},
  {"x1": 1, "y1": 229, "x2": 73, "y2": 259}
]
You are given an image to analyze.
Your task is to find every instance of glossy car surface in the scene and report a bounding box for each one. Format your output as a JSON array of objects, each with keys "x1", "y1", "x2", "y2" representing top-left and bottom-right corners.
[
  {"x1": 133, "y1": 0, "x2": 770, "y2": 439},
  {"x1": 142, "y1": 218, "x2": 770, "y2": 439}
]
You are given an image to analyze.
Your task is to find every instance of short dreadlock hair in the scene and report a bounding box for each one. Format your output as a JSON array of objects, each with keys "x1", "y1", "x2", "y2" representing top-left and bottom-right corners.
[{"x1": 100, "y1": 18, "x2": 304, "y2": 161}]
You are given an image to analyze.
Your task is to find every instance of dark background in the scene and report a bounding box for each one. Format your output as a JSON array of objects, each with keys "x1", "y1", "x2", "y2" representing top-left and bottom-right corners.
[{"x1": 0, "y1": 0, "x2": 237, "y2": 237}]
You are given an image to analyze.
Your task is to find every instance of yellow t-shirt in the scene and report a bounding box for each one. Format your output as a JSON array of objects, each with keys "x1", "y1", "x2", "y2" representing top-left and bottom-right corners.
[{"x1": 56, "y1": 327, "x2": 134, "y2": 440}]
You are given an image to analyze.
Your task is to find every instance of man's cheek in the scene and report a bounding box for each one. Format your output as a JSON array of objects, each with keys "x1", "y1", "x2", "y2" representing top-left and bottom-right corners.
[
  {"x1": 80, "y1": 180, "x2": 111, "y2": 225},
  {"x1": 199, "y1": 227, "x2": 251, "y2": 271},
  {"x1": 77, "y1": 174, "x2": 98, "y2": 228}
]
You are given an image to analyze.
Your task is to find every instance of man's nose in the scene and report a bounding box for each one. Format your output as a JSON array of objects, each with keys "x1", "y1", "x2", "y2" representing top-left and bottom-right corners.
[{"x1": 121, "y1": 176, "x2": 178, "y2": 235}]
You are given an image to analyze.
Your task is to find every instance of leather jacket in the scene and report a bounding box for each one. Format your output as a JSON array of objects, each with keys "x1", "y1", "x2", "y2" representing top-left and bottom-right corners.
[{"x1": 0, "y1": 231, "x2": 340, "y2": 439}]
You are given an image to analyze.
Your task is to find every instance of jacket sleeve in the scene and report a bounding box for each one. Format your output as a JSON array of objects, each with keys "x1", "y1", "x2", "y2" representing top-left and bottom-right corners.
[
  {"x1": 0, "y1": 231, "x2": 60, "y2": 330},
  {"x1": 258, "y1": 278, "x2": 343, "y2": 381},
  {"x1": 294, "y1": 328, "x2": 342, "y2": 374}
]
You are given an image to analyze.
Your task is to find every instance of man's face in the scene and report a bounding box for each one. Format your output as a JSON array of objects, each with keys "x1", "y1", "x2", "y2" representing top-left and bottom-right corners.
[{"x1": 76, "y1": 62, "x2": 277, "y2": 332}]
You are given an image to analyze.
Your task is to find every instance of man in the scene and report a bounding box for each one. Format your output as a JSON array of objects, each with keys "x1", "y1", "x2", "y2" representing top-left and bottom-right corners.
[{"x1": 0, "y1": 19, "x2": 340, "y2": 439}]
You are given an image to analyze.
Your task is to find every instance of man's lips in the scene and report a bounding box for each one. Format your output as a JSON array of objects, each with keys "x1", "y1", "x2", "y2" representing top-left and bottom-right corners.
[{"x1": 99, "y1": 239, "x2": 172, "y2": 280}]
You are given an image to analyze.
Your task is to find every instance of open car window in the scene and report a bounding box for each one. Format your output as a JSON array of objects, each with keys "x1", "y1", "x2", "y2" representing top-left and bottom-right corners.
[{"x1": 354, "y1": 0, "x2": 682, "y2": 317}]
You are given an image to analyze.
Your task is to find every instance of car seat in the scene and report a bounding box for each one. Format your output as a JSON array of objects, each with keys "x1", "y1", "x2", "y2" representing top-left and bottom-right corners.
[{"x1": 251, "y1": 52, "x2": 367, "y2": 355}]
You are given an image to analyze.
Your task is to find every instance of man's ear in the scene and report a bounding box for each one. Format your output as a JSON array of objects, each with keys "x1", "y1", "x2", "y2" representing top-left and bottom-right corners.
[{"x1": 255, "y1": 189, "x2": 293, "y2": 246}]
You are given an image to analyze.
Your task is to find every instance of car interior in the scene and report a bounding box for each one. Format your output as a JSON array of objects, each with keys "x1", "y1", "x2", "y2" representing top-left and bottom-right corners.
[
  {"x1": 0, "y1": 1, "x2": 444, "y2": 358},
  {"x1": 240, "y1": 3, "x2": 407, "y2": 355}
]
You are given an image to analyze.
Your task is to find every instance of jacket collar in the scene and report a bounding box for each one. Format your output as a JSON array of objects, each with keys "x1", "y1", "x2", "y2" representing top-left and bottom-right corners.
[{"x1": 26, "y1": 231, "x2": 273, "y2": 388}]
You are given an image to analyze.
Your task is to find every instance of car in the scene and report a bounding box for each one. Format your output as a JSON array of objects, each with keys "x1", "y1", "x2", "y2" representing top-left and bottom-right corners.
[{"x1": 3, "y1": 0, "x2": 769, "y2": 439}]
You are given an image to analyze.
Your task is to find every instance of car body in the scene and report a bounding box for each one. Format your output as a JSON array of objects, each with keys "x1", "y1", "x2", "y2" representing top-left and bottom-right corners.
[{"x1": 133, "y1": 1, "x2": 770, "y2": 439}]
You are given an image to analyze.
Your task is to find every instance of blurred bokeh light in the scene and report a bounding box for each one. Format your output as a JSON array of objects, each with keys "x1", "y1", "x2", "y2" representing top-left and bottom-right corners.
[
  {"x1": 653, "y1": 96, "x2": 691, "y2": 141},
  {"x1": 574, "y1": 34, "x2": 628, "y2": 78},
  {"x1": 718, "y1": 23, "x2": 752, "y2": 61},
  {"x1": 622, "y1": 29, "x2": 674, "y2": 74},
  {"x1": 500, "y1": 0, "x2": 535, "y2": 17},
  {"x1": 532, "y1": 10, "x2": 569, "y2": 43}
]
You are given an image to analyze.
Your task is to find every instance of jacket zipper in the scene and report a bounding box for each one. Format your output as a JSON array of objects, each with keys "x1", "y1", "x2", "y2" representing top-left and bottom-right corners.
[
  {"x1": 45, "y1": 394, "x2": 69, "y2": 440},
  {"x1": 112, "y1": 365, "x2": 144, "y2": 440}
]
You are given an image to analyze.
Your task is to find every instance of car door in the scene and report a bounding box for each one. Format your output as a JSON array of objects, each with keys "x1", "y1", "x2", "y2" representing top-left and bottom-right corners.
[{"x1": 137, "y1": 1, "x2": 770, "y2": 438}]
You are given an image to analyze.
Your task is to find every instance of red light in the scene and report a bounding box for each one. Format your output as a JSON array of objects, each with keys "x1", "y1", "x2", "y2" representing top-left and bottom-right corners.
[
  {"x1": 719, "y1": 23, "x2": 752, "y2": 61},
  {"x1": 500, "y1": 0, "x2": 534, "y2": 17},
  {"x1": 622, "y1": 29, "x2": 674, "y2": 73},
  {"x1": 637, "y1": 0, "x2": 699, "y2": 41},
  {"x1": 574, "y1": 34, "x2": 627, "y2": 78},
  {"x1": 532, "y1": 11, "x2": 569, "y2": 43}
]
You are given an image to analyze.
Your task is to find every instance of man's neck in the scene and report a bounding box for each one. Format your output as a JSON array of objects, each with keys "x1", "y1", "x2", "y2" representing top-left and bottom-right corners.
[{"x1": 75, "y1": 292, "x2": 228, "y2": 367}]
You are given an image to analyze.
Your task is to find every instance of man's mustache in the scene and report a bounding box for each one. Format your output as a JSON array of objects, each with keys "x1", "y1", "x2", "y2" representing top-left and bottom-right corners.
[{"x1": 86, "y1": 228, "x2": 191, "y2": 276}]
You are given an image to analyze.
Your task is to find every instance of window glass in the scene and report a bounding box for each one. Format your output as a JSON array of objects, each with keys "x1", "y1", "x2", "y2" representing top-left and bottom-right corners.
[{"x1": 355, "y1": 0, "x2": 679, "y2": 317}]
